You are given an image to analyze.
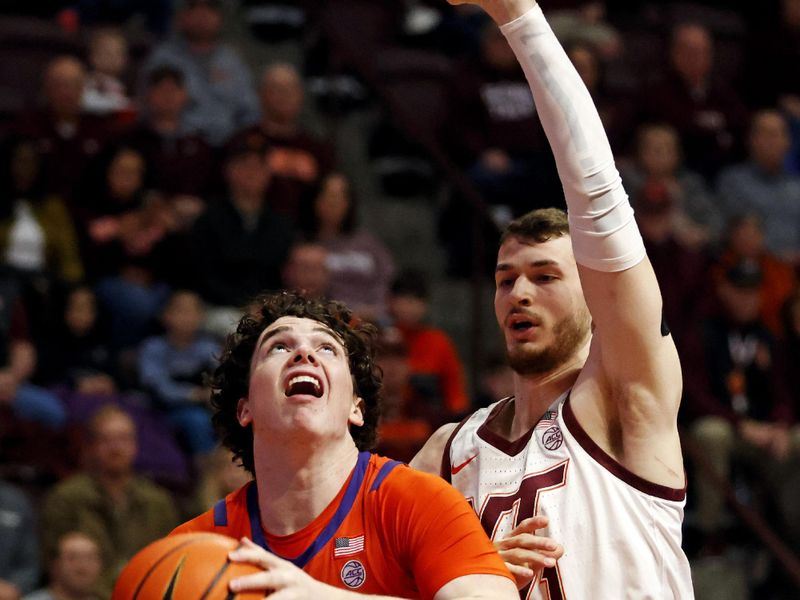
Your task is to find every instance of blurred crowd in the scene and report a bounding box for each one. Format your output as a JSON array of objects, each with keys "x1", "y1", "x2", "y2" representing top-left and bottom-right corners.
[{"x1": 1, "y1": 0, "x2": 800, "y2": 598}]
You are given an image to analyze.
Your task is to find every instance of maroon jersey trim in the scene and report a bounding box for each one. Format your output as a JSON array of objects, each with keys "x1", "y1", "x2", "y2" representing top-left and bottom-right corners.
[
  {"x1": 476, "y1": 397, "x2": 537, "y2": 457},
  {"x1": 562, "y1": 398, "x2": 687, "y2": 502}
]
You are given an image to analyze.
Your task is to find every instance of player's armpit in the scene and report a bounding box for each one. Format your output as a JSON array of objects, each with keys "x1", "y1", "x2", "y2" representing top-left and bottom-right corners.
[
  {"x1": 409, "y1": 422, "x2": 457, "y2": 476},
  {"x1": 432, "y1": 574, "x2": 519, "y2": 599}
]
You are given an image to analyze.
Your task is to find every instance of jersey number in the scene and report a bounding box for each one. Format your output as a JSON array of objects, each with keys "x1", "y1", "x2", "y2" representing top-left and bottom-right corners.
[{"x1": 479, "y1": 461, "x2": 568, "y2": 600}]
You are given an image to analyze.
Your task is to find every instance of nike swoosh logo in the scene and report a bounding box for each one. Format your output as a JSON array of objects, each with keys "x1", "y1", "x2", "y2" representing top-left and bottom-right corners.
[{"x1": 451, "y1": 454, "x2": 478, "y2": 475}]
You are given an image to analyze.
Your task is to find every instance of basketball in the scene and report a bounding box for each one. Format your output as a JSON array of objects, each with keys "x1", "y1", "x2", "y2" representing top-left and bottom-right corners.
[{"x1": 112, "y1": 533, "x2": 264, "y2": 599}]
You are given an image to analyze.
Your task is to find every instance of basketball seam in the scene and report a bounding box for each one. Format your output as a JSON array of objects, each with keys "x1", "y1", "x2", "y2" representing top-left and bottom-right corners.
[
  {"x1": 199, "y1": 559, "x2": 232, "y2": 600},
  {"x1": 130, "y1": 535, "x2": 219, "y2": 600}
]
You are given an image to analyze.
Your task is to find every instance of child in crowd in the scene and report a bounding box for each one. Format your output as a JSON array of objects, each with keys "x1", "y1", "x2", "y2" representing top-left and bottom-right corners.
[
  {"x1": 82, "y1": 27, "x2": 134, "y2": 118},
  {"x1": 138, "y1": 290, "x2": 219, "y2": 459}
]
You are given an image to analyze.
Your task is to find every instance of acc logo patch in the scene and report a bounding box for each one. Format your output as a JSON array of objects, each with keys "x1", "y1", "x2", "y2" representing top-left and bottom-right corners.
[
  {"x1": 541, "y1": 426, "x2": 563, "y2": 451},
  {"x1": 340, "y1": 559, "x2": 366, "y2": 589}
]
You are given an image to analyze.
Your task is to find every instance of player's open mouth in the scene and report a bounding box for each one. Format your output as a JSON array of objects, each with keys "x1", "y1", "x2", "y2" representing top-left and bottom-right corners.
[
  {"x1": 285, "y1": 375, "x2": 323, "y2": 398},
  {"x1": 507, "y1": 313, "x2": 540, "y2": 332}
]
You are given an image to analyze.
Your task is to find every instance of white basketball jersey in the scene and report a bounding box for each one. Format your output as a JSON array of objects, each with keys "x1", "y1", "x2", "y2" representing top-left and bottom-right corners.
[{"x1": 445, "y1": 394, "x2": 694, "y2": 599}]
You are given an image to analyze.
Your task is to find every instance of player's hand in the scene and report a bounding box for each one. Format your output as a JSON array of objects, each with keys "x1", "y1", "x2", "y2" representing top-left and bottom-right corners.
[
  {"x1": 445, "y1": 0, "x2": 536, "y2": 25},
  {"x1": 494, "y1": 515, "x2": 564, "y2": 590},
  {"x1": 228, "y1": 537, "x2": 328, "y2": 598}
]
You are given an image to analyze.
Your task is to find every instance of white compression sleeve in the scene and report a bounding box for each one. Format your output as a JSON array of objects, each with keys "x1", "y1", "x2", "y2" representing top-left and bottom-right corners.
[{"x1": 499, "y1": 4, "x2": 645, "y2": 272}]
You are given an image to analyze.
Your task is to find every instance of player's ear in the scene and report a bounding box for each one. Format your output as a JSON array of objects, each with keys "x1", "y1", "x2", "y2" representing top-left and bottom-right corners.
[
  {"x1": 348, "y1": 396, "x2": 365, "y2": 427},
  {"x1": 236, "y1": 397, "x2": 252, "y2": 426}
]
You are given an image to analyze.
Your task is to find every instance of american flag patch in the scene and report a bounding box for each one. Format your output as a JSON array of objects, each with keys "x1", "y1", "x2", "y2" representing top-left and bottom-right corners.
[
  {"x1": 334, "y1": 535, "x2": 365, "y2": 557},
  {"x1": 535, "y1": 411, "x2": 557, "y2": 429}
]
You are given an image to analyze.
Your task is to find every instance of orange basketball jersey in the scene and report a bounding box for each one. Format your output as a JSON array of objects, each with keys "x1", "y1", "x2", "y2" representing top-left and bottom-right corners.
[{"x1": 173, "y1": 453, "x2": 511, "y2": 598}]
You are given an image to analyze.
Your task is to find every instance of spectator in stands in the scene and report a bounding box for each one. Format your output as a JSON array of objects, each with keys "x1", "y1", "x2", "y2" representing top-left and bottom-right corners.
[
  {"x1": 23, "y1": 531, "x2": 102, "y2": 600},
  {"x1": 142, "y1": 0, "x2": 258, "y2": 146},
  {"x1": 643, "y1": 23, "x2": 747, "y2": 180},
  {"x1": 298, "y1": 172, "x2": 395, "y2": 322},
  {"x1": 0, "y1": 135, "x2": 84, "y2": 301},
  {"x1": 0, "y1": 480, "x2": 39, "y2": 600},
  {"x1": 620, "y1": 123, "x2": 721, "y2": 248},
  {"x1": 549, "y1": 1, "x2": 621, "y2": 59},
  {"x1": 373, "y1": 327, "x2": 434, "y2": 463},
  {"x1": 717, "y1": 109, "x2": 800, "y2": 263},
  {"x1": 230, "y1": 63, "x2": 335, "y2": 222},
  {"x1": 388, "y1": 269, "x2": 470, "y2": 418},
  {"x1": 78, "y1": 144, "x2": 172, "y2": 348},
  {"x1": 190, "y1": 134, "x2": 293, "y2": 336},
  {"x1": 37, "y1": 285, "x2": 117, "y2": 396},
  {"x1": 190, "y1": 447, "x2": 249, "y2": 516},
  {"x1": 713, "y1": 214, "x2": 796, "y2": 336},
  {"x1": 633, "y1": 182, "x2": 710, "y2": 347},
  {"x1": 0, "y1": 273, "x2": 65, "y2": 428},
  {"x1": 82, "y1": 28, "x2": 133, "y2": 119},
  {"x1": 442, "y1": 20, "x2": 557, "y2": 222},
  {"x1": 41, "y1": 405, "x2": 178, "y2": 598},
  {"x1": 688, "y1": 260, "x2": 796, "y2": 547},
  {"x1": 138, "y1": 290, "x2": 219, "y2": 459},
  {"x1": 124, "y1": 65, "x2": 215, "y2": 199},
  {"x1": 280, "y1": 241, "x2": 330, "y2": 302},
  {"x1": 17, "y1": 56, "x2": 110, "y2": 202},
  {"x1": 566, "y1": 41, "x2": 631, "y2": 152}
]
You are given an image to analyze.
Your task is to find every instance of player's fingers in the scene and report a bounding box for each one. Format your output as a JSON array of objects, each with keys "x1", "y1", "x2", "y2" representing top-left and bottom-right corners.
[
  {"x1": 511, "y1": 515, "x2": 549, "y2": 534},
  {"x1": 505, "y1": 562, "x2": 535, "y2": 580},
  {"x1": 228, "y1": 538, "x2": 285, "y2": 569},
  {"x1": 228, "y1": 570, "x2": 283, "y2": 594},
  {"x1": 496, "y1": 533, "x2": 560, "y2": 552},
  {"x1": 499, "y1": 548, "x2": 557, "y2": 569}
]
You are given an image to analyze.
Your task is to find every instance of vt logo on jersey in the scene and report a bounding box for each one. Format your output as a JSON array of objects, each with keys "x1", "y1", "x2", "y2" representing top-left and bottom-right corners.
[{"x1": 333, "y1": 534, "x2": 364, "y2": 557}]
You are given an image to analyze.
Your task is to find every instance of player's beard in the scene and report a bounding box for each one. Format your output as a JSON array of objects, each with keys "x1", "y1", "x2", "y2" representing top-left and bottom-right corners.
[{"x1": 506, "y1": 308, "x2": 591, "y2": 375}]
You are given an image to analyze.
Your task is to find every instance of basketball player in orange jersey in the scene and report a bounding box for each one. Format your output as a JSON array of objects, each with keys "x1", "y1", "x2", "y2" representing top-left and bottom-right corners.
[
  {"x1": 412, "y1": 0, "x2": 695, "y2": 598},
  {"x1": 172, "y1": 291, "x2": 518, "y2": 599}
]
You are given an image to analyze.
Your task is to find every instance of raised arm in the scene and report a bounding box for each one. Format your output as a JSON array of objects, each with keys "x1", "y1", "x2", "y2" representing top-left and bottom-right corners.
[{"x1": 462, "y1": 0, "x2": 684, "y2": 484}]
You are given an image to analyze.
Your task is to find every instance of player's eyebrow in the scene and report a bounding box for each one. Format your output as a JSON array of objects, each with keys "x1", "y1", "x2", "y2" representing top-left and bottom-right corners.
[
  {"x1": 496, "y1": 259, "x2": 559, "y2": 273},
  {"x1": 257, "y1": 325, "x2": 346, "y2": 350}
]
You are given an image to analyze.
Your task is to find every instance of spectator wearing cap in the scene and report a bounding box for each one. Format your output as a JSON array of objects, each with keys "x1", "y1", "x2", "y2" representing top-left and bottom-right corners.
[
  {"x1": 229, "y1": 63, "x2": 335, "y2": 223},
  {"x1": 124, "y1": 65, "x2": 216, "y2": 199},
  {"x1": 189, "y1": 134, "x2": 294, "y2": 337},
  {"x1": 717, "y1": 110, "x2": 800, "y2": 264},
  {"x1": 141, "y1": 0, "x2": 259, "y2": 147},
  {"x1": 686, "y1": 258, "x2": 797, "y2": 549},
  {"x1": 388, "y1": 270, "x2": 470, "y2": 418}
]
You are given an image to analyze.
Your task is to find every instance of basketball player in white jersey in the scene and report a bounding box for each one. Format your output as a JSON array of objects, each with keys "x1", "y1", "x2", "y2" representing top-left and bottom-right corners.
[{"x1": 411, "y1": 0, "x2": 695, "y2": 598}]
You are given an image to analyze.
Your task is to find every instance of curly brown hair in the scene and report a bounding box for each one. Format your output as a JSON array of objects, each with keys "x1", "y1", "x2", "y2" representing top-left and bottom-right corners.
[{"x1": 211, "y1": 291, "x2": 382, "y2": 475}]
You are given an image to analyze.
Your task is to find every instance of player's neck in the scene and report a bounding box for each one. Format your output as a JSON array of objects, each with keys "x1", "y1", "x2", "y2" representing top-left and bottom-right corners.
[
  {"x1": 510, "y1": 355, "x2": 585, "y2": 439},
  {"x1": 252, "y1": 440, "x2": 360, "y2": 536}
]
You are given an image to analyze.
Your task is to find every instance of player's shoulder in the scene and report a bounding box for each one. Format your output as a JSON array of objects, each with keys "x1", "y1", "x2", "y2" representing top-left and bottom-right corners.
[
  {"x1": 369, "y1": 454, "x2": 462, "y2": 500},
  {"x1": 171, "y1": 483, "x2": 251, "y2": 536}
]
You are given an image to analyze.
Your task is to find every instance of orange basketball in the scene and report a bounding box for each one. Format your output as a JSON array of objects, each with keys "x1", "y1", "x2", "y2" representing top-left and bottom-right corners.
[{"x1": 112, "y1": 533, "x2": 264, "y2": 599}]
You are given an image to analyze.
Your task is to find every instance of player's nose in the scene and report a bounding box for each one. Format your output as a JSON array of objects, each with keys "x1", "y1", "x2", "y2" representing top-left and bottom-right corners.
[
  {"x1": 291, "y1": 345, "x2": 318, "y2": 364},
  {"x1": 509, "y1": 277, "x2": 535, "y2": 306}
]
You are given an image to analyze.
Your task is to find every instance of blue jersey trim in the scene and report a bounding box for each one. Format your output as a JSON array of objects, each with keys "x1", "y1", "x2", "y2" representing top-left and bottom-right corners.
[
  {"x1": 246, "y1": 452, "x2": 371, "y2": 568},
  {"x1": 369, "y1": 460, "x2": 402, "y2": 492},
  {"x1": 213, "y1": 498, "x2": 228, "y2": 527}
]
